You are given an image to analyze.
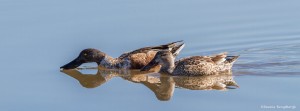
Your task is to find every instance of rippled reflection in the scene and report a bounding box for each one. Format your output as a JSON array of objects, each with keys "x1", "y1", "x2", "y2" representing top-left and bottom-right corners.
[{"x1": 61, "y1": 69, "x2": 239, "y2": 101}]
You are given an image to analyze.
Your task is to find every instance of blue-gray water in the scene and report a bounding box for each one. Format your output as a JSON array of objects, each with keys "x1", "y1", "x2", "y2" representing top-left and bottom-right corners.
[{"x1": 1, "y1": 0, "x2": 299, "y2": 111}]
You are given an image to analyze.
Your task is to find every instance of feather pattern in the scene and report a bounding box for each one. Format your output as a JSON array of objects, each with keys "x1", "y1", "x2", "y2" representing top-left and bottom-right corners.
[{"x1": 141, "y1": 51, "x2": 239, "y2": 76}]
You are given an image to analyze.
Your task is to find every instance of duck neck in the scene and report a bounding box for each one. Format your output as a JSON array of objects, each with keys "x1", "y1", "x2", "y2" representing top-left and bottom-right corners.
[
  {"x1": 99, "y1": 55, "x2": 120, "y2": 69},
  {"x1": 160, "y1": 60, "x2": 175, "y2": 74}
]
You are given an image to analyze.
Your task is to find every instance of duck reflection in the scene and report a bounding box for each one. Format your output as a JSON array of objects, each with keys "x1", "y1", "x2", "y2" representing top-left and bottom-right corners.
[
  {"x1": 61, "y1": 69, "x2": 238, "y2": 101},
  {"x1": 173, "y1": 74, "x2": 239, "y2": 90},
  {"x1": 61, "y1": 69, "x2": 117, "y2": 88},
  {"x1": 122, "y1": 74, "x2": 175, "y2": 101},
  {"x1": 142, "y1": 76, "x2": 175, "y2": 101},
  {"x1": 61, "y1": 69, "x2": 155, "y2": 88}
]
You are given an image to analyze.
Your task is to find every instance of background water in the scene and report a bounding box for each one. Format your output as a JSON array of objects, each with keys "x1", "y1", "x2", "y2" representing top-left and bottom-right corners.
[{"x1": 1, "y1": 0, "x2": 299, "y2": 111}]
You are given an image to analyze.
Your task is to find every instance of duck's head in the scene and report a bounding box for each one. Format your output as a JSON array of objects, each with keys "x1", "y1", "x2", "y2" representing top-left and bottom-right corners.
[
  {"x1": 60, "y1": 48, "x2": 106, "y2": 69},
  {"x1": 141, "y1": 50, "x2": 175, "y2": 71}
]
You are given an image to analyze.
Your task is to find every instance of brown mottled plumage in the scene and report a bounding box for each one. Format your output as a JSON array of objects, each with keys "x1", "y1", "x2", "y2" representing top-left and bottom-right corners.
[
  {"x1": 61, "y1": 41, "x2": 185, "y2": 69},
  {"x1": 141, "y1": 50, "x2": 239, "y2": 76}
]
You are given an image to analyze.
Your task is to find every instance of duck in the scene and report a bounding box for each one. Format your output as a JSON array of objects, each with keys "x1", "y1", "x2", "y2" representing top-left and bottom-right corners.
[
  {"x1": 60, "y1": 41, "x2": 185, "y2": 69},
  {"x1": 141, "y1": 50, "x2": 239, "y2": 76}
]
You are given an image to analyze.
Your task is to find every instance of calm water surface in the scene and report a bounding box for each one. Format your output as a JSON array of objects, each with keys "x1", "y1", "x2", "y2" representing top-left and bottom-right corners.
[{"x1": 1, "y1": 0, "x2": 300, "y2": 111}]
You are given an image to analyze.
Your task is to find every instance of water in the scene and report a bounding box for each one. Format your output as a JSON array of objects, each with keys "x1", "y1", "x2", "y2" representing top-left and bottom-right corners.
[{"x1": 1, "y1": 0, "x2": 300, "y2": 111}]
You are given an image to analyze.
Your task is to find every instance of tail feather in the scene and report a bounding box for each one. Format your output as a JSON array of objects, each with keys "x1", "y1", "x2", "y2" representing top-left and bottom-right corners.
[
  {"x1": 150, "y1": 40, "x2": 183, "y2": 50},
  {"x1": 225, "y1": 55, "x2": 239, "y2": 63},
  {"x1": 171, "y1": 43, "x2": 185, "y2": 57},
  {"x1": 211, "y1": 52, "x2": 239, "y2": 64},
  {"x1": 165, "y1": 40, "x2": 184, "y2": 47},
  {"x1": 118, "y1": 40, "x2": 184, "y2": 59},
  {"x1": 153, "y1": 40, "x2": 184, "y2": 57}
]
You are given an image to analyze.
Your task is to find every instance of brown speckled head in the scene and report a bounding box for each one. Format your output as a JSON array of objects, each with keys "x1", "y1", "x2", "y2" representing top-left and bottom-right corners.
[
  {"x1": 141, "y1": 50, "x2": 175, "y2": 72},
  {"x1": 60, "y1": 48, "x2": 106, "y2": 69}
]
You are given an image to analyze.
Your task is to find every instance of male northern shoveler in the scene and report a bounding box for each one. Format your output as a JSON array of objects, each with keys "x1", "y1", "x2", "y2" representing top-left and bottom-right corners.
[
  {"x1": 141, "y1": 50, "x2": 239, "y2": 76},
  {"x1": 60, "y1": 41, "x2": 185, "y2": 69}
]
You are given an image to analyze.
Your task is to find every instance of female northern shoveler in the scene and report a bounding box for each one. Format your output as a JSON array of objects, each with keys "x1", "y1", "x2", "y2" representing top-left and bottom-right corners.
[
  {"x1": 60, "y1": 41, "x2": 185, "y2": 69},
  {"x1": 141, "y1": 50, "x2": 239, "y2": 76}
]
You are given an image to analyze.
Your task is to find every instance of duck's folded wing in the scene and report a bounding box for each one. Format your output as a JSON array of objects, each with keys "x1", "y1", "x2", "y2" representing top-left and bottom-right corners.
[
  {"x1": 118, "y1": 40, "x2": 184, "y2": 59},
  {"x1": 210, "y1": 52, "x2": 227, "y2": 64}
]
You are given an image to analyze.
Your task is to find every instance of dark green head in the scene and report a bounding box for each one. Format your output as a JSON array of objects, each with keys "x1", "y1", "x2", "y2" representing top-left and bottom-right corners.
[{"x1": 60, "y1": 48, "x2": 105, "y2": 69}]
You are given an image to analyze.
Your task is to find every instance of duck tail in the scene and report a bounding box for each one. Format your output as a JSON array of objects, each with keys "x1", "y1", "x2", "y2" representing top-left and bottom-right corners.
[
  {"x1": 165, "y1": 40, "x2": 184, "y2": 46},
  {"x1": 150, "y1": 40, "x2": 184, "y2": 50},
  {"x1": 149, "y1": 40, "x2": 185, "y2": 57},
  {"x1": 171, "y1": 42, "x2": 185, "y2": 57},
  {"x1": 225, "y1": 55, "x2": 239, "y2": 63}
]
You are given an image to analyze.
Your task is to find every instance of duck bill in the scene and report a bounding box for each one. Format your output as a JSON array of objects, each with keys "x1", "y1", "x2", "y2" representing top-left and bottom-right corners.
[
  {"x1": 60, "y1": 57, "x2": 83, "y2": 69},
  {"x1": 141, "y1": 60, "x2": 159, "y2": 71}
]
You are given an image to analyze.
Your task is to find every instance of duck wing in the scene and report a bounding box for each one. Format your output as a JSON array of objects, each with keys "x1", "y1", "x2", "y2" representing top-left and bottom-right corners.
[
  {"x1": 118, "y1": 41, "x2": 184, "y2": 69},
  {"x1": 173, "y1": 52, "x2": 239, "y2": 76},
  {"x1": 118, "y1": 40, "x2": 184, "y2": 59},
  {"x1": 210, "y1": 52, "x2": 228, "y2": 64},
  {"x1": 173, "y1": 56, "x2": 216, "y2": 76}
]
